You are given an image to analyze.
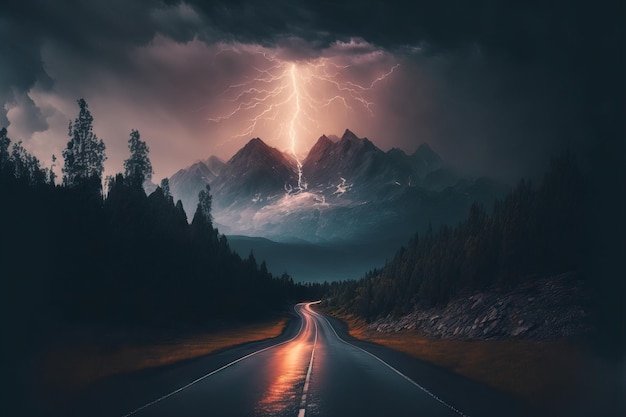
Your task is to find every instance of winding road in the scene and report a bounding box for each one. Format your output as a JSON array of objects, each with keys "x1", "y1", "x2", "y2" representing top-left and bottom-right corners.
[{"x1": 67, "y1": 302, "x2": 526, "y2": 417}]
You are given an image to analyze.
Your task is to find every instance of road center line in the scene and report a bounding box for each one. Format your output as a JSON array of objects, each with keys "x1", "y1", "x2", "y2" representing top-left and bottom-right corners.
[
  {"x1": 120, "y1": 304, "x2": 309, "y2": 417},
  {"x1": 311, "y1": 308, "x2": 471, "y2": 417},
  {"x1": 298, "y1": 302, "x2": 319, "y2": 417}
]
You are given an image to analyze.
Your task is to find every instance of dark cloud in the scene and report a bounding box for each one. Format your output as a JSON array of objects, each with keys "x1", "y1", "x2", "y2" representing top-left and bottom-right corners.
[
  {"x1": 2, "y1": 0, "x2": 621, "y2": 93},
  {"x1": 184, "y1": 0, "x2": 619, "y2": 61},
  {"x1": 185, "y1": 0, "x2": 625, "y2": 179},
  {"x1": 376, "y1": 51, "x2": 592, "y2": 180},
  {"x1": 5, "y1": 91, "x2": 47, "y2": 137},
  {"x1": 0, "y1": 1, "x2": 208, "y2": 96},
  {"x1": 0, "y1": 0, "x2": 622, "y2": 182}
]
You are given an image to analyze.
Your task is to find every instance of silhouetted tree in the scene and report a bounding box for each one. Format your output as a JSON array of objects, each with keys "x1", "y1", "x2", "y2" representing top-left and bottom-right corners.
[
  {"x1": 0, "y1": 127, "x2": 10, "y2": 170},
  {"x1": 197, "y1": 184, "x2": 213, "y2": 225},
  {"x1": 124, "y1": 129, "x2": 153, "y2": 188},
  {"x1": 1, "y1": 103, "x2": 314, "y2": 415},
  {"x1": 160, "y1": 177, "x2": 171, "y2": 198},
  {"x1": 175, "y1": 199, "x2": 187, "y2": 222},
  {"x1": 190, "y1": 183, "x2": 216, "y2": 255},
  {"x1": 62, "y1": 98, "x2": 106, "y2": 187},
  {"x1": 10, "y1": 140, "x2": 45, "y2": 184},
  {"x1": 247, "y1": 250, "x2": 258, "y2": 269},
  {"x1": 259, "y1": 260, "x2": 269, "y2": 277},
  {"x1": 49, "y1": 154, "x2": 57, "y2": 185},
  {"x1": 104, "y1": 174, "x2": 115, "y2": 195},
  {"x1": 326, "y1": 153, "x2": 588, "y2": 320}
]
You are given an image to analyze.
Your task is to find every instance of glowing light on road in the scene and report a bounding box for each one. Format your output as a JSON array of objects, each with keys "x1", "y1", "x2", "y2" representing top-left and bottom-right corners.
[
  {"x1": 120, "y1": 301, "x2": 469, "y2": 417},
  {"x1": 257, "y1": 302, "x2": 319, "y2": 415},
  {"x1": 208, "y1": 46, "x2": 398, "y2": 192}
]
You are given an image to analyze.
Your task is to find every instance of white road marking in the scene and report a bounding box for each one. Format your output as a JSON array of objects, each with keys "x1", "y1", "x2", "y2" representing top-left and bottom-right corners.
[
  {"x1": 121, "y1": 301, "x2": 463, "y2": 417},
  {"x1": 298, "y1": 302, "x2": 319, "y2": 417},
  {"x1": 120, "y1": 304, "x2": 309, "y2": 417},
  {"x1": 310, "y1": 308, "x2": 471, "y2": 417}
]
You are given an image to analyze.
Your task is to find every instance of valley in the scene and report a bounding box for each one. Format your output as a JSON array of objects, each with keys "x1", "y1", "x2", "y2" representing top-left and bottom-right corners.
[{"x1": 165, "y1": 129, "x2": 508, "y2": 281}]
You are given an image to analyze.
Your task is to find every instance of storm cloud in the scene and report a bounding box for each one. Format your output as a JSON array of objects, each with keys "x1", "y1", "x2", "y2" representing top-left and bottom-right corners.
[{"x1": 0, "y1": 0, "x2": 622, "y2": 182}]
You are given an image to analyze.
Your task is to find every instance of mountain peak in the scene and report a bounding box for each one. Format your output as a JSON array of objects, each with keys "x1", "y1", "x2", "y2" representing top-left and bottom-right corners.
[
  {"x1": 206, "y1": 155, "x2": 224, "y2": 163},
  {"x1": 229, "y1": 138, "x2": 275, "y2": 161},
  {"x1": 172, "y1": 160, "x2": 215, "y2": 182},
  {"x1": 387, "y1": 147, "x2": 408, "y2": 158},
  {"x1": 416, "y1": 143, "x2": 432, "y2": 152},
  {"x1": 412, "y1": 143, "x2": 442, "y2": 170},
  {"x1": 204, "y1": 155, "x2": 226, "y2": 176},
  {"x1": 413, "y1": 143, "x2": 440, "y2": 161},
  {"x1": 304, "y1": 135, "x2": 334, "y2": 166},
  {"x1": 337, "y1": 129, "x2": 378, "y2": 154},
  {"x1": 245, "y1": 137, "x2": 268, "y2": 149},
  {"x1": 315, "y1": 134, "x2": 333, "y2": 148},
  {"x1": 189, "y1": 160, "x2": 208, "y2": 169},
  {"x1": 340, "y1": 129, "x2": 360, "y2": 142},
  {"x1": 213, "y1": 137, "x2": 297, "y2": 207}
]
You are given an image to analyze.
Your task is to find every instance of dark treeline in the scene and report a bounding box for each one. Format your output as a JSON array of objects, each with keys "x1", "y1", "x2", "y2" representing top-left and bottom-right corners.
[
  {"x1": 0, "y1": 99, "x2": 317, "y2": 334},
  {"x1": 325, "y1": 153, "x2": 587, "y2": 320}
]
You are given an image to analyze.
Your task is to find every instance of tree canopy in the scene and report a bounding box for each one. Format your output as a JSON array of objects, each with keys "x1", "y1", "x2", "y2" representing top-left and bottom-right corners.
[
  {"x1": 326, "y1": 153, "x2": 587, "y2": 320},
  {"x1": 62, "y1": 98, "x2": 106, "y2": 188},
  {"x1": 124, "y1": 129, "x2": 153, "y2": 188}
]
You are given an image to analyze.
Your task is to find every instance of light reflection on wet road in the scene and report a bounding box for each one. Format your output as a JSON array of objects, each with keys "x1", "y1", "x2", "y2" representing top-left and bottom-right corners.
[
  {"x1": 256, "y1": 304, "x2": 317, "y2": 416},
  {"x1": 113, "y1": 302, "x2": 500, "y2": 417}
]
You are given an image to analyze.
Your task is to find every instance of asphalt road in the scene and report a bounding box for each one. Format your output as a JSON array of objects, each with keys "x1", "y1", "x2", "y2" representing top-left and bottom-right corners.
[{"x1": 63, "y1": 302, "x2": 527, "y2": 417}]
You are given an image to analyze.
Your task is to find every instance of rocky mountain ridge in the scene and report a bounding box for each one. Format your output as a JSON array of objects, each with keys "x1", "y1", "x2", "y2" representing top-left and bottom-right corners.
[
  {"x1": 367, "y1": 272, "x2": 591, "y2": 340},
  {"x1": 167, "y1": 129, "x2": 508, "y2": 243},
  {"x1": 210, "y1": 138, "x2": 298, "y2": 208},
  {"x1": 169, "y1": 158, "x2": 223, "y2": 216}
]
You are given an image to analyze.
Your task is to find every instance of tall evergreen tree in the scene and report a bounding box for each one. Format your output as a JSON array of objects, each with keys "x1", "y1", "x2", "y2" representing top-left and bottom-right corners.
[
  {"x1": 62, "y1": 99, "x2": 106, "y2": 187},
  {"x1": 326, "y1": 153, "x2": 588, "y2": 319},
  {"x1": 49, "y1": 154, "x2": 57, "y2": 185},
  {"x1": 0, "y1": 127, "x2": 10, "y2": 171},
  {"x1": 123, "y1": 129, "x2": 153, "y2": 188},
  {"x1": 10, "y1": 140, "x2": 44, "y2": 184},
  {"x1": 175, "y1": 200, "x2": 187, "y2": 222},
  {"x1": 197, "y1": 184, "x2": 213, "y2": 225},
  {"x1": 160, "y1": 177, "x2": 171, "y2": 198}
]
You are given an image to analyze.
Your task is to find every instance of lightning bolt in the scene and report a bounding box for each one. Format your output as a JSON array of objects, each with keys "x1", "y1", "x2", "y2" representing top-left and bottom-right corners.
[
  {"x1": 289, "y1": 64, "x2": 306, "y2": 191},
  {"x1": 208, "y1": 46, "x2": 398, "y2": 193}
]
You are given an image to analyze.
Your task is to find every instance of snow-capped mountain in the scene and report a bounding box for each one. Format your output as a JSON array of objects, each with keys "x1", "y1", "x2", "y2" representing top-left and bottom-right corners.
[
  {"x1": 210, "y1": 137, "x2": 298, "y2": 208},
  {"x1": 168, "y1": 129, "x2": 507, "y2": 243}
]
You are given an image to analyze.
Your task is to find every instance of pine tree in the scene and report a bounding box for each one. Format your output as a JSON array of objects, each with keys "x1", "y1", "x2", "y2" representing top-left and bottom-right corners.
[
  {"x1": 11, "y1": 140, "x2": 43, "y2": 184},
  {"x1": 0, "y1": 127, "x2": 10, "y2": 171},
  {"x1": 124, "y1": 129, "x2": 153, "y2": 188},
  {"x1": 160, "y1": 177, "x2": 171, "y2": 198},
  {"x1": 62, "y1": 99, "x2": 107, "y2": 187},
  {"x1": 49, "y1": 154, "x2": 57, "y2": 185},
  {"x1": 197, "y1": 184, "x2": 213, "y2": 225},
  {"x1": 191, "y1": 184, "x2": 213, "y2": 236},
  {"x1": 175, "y1": 200, "x2": 187, "y2": 222}
]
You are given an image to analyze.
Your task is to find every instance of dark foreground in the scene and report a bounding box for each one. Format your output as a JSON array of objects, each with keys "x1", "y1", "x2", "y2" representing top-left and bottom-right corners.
[{"x1": 58, "y1": 303, "x2": 526, "y2": 417}]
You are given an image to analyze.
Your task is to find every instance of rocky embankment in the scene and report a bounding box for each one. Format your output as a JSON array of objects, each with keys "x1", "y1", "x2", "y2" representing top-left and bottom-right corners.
[{"x1": 368, "y1": 272, "x2": 592, "y2": 340}]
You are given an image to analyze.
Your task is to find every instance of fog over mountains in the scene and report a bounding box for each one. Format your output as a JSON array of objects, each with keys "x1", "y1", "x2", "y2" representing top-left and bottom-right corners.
[
  {"x1": 141, "y1": 129, "x2": 511, "y2": 281},
  {"x1": 168, "y1": 156, "x2": 225, "y2": 218},
  {"x1": 167, "y1": 129, "x2": 506, "y2": 246}
]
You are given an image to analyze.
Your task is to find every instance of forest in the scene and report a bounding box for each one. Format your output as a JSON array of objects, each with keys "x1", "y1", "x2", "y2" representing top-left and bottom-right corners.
[
  {"x1": 0, "y1": 99, "x2": 318, "y2": 337},
  {"x1": 0, "y1": 99, "x2": 621, "y2": 396},
  {"x1": 324, "y1": 152, "x2": 595, "y2": 320}
]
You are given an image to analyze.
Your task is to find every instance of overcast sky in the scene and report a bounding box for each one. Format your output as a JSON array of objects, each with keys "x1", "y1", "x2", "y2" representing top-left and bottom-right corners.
[{"x1": 0, "y1": 0, "x2": 622, "y2": 182}]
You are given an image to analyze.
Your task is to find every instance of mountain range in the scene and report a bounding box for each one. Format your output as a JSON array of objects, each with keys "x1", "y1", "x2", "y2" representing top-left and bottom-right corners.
[
  {"x1": 168, "y1": 155, "x2": 225, "y2": 216},
  {"x1": 167, "y1": 129, "x2": 507, "y2": 244}
]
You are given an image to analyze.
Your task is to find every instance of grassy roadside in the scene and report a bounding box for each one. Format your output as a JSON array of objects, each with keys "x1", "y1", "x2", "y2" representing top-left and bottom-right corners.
[
  {"x1": 324, "y1": 311, "x2": 587, "y2": 414},
  {"x1": 36, "y1": 317, "x2": 289, "y2": 409}
]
